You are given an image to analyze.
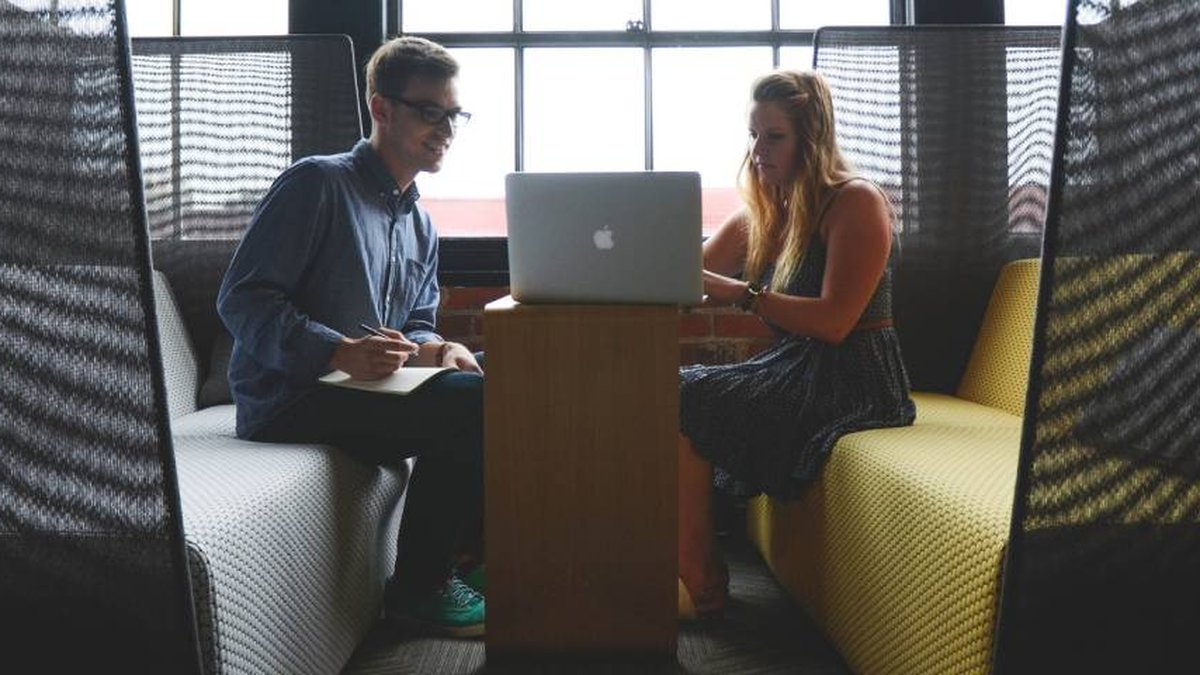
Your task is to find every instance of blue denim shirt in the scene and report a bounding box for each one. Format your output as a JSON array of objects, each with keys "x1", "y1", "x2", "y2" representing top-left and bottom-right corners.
[{"x1": 218, "y1": 139, "x2": 442, "y2": 438}]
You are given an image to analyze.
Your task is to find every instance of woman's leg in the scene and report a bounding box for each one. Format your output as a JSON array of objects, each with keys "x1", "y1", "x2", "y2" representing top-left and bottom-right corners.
[{"x1": 678, "y1": 433, "x2": 727, "y2": 611}]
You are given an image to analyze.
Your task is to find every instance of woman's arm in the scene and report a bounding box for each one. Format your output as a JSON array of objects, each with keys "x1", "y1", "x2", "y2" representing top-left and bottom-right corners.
[
  {"x1": 707, "y1": 183, "x2": 892, "y2": 345},
  {"x1": 702, "y1": 208, "x2": 750, "y2": 277}
]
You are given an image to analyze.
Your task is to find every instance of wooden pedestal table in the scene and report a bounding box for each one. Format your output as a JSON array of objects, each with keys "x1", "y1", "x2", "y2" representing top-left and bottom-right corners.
[{"x1": 483, "y1": 297, "x2": 678, "y2": 662}]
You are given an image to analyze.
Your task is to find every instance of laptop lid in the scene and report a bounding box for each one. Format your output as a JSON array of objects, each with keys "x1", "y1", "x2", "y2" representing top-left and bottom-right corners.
[{"x1": 505, "y1": 171, "x2": 703, "y2": 305}]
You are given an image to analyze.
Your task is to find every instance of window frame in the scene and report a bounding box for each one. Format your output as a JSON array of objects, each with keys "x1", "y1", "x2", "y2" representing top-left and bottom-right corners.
[
  {"x1": 136, "y1": 1, "x2": 907, "y2": 285},
  {"x1": 397, "y1": 0, "x2": 906, "y2": 285}
]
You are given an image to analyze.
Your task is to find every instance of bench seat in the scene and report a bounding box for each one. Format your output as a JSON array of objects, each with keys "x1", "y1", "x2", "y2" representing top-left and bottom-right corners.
[
  {"x1": 156, "y1": 273, "x2": 408, "y2": 674},
  {"x1": 748, "y1": 259, "x2": 1040, "y2": 675}
]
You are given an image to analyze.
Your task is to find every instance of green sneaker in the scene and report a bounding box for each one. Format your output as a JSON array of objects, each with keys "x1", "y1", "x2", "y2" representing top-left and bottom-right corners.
[
  {"x1": 394, "y1": 574, "x2": 485, "y2": 638},
  {"x1": 461, "y1": 564, "x2": 486, "y2": 594}
]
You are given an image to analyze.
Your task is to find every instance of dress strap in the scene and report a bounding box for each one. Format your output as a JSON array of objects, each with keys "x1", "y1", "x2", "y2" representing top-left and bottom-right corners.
[
  {"x1": 815, "y1": 176, "x2": 896, "y2": 234},
  {"x1": 814, "y1": 177, "x2": 863, "y2": 231}
]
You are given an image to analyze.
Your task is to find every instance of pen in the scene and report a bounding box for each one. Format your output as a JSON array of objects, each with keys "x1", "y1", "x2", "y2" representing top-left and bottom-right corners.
[
  {"x1": 359, "y1": 322, "x2": 389, "y2": 339},
  {"x1": 359, "y1": 323, "x2": 419, "y2": 350}
]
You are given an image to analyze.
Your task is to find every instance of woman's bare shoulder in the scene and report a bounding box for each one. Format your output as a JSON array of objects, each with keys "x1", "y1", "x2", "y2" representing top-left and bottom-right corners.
[
  {"x1": 832, "y1": 179, "x2": 890, "y2": 213},
  {"x1": 710, "y1": 207, "x2": 751, "y2": 242},
  {"x1": 821, "y1": 179, "x2": 892, "y2": 238},
  {"x1": 724, "y1": 206, "x2": 752, "y2": 230},
  {"x1": 839, "y1": 177, "x2": 887, "y2": 201}
]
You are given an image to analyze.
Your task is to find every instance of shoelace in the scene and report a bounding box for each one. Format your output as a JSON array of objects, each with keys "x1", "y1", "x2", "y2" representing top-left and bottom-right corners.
[{"x1": 445, "y1": 577, "x2": 481, "y2": 607}]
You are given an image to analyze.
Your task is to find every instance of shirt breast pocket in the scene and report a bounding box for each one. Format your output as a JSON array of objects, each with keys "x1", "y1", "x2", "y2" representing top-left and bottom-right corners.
[{"x1": 396, "y1": 257, "x2": 432, "y2": 318}]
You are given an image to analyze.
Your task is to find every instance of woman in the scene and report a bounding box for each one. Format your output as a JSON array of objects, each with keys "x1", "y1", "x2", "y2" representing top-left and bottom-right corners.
[{"x1": 678, "y1": 70, "x2": 915, "y2": 618}]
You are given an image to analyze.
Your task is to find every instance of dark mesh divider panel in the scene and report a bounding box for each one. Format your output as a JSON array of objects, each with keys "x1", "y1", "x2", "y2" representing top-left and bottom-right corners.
[
  {"x1": 0, "y1": 2, "x2": 201, "y2": 671},
  {"x1": 814, "y1": 27, "x2": 1061, "y2": 392},
  {"x1": 995, "y1": 1, "x2": 1200, "y2": 672},
  {"x1": 130, "y1": 36, "x2": 363, "y2": 378}
]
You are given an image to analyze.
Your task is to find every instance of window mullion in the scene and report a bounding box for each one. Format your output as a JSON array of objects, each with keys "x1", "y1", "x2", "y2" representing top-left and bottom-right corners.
[
  {"x1": 514, "y1": 0, "x2": 523, "y2": 172},
  {"x1": 515, "y1": 47, "x2": 524, "y2": 172},
  {"x1": 643, "y1": 0, "x2": 652, "y2": 170},
  {"x1": 771, "y1": 0, "x2": 780, "y2": 67},
  {"x1": 644, "y1": 47, "x2": 653, "y2": 170}
]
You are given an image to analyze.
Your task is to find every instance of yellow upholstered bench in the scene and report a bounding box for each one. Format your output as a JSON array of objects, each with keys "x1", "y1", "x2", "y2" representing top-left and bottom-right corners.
[{"x1": 747, "y1": 258, "x2": 1040, "y2": 675}]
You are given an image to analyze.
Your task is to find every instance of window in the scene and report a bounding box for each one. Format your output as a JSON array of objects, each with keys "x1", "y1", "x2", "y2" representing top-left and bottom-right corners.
[
  {"x1": 125, "y1": 0, "x2": 287, "y2": 37},
  {"x1": 780, "y1": 2, "x2": 891, "y2": 28},
  {"x1": 653, "y1": 47, "x2": 771, "y2": 231},
  {"x1": 523, "y1": 0, "x2": 641, "y2": 31},
  {"x1": 1005, "y1": 0, "x2": 1068, "y2": 26},
  {"x1": 524, "y1": 48, "x2": 645, "y2": 173},
  {"x1": 401, "y1": 0, "x2": 897, "y2": 240},
  {"x1": 125, "y1": 0, "x2": 172, "y2": 36}
]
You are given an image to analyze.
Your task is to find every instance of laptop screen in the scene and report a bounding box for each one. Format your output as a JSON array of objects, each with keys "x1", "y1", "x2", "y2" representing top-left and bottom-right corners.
[{"x1": 505, "y1": 171, "x2": 703, "y2": 306}]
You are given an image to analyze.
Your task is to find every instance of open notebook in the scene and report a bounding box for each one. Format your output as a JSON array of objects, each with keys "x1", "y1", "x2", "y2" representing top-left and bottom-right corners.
[{"x1": 319, "y1": 367, "x2": 452, "y2": 396}]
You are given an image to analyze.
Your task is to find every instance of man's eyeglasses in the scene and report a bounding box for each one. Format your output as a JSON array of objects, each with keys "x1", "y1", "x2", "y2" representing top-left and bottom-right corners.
[{"x1": 385, "y1": 95, "x2": 472, "y2": 128}]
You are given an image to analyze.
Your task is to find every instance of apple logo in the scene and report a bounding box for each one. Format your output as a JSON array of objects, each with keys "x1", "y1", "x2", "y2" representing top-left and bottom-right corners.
[{"x1": 593, "y1": 225, "x2": 615, "y2": 250}]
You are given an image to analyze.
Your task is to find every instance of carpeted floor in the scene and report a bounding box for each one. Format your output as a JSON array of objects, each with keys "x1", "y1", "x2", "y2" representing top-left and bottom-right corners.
[{"x1": 342, "y1": 538, "x2": 849, "y2": 674}]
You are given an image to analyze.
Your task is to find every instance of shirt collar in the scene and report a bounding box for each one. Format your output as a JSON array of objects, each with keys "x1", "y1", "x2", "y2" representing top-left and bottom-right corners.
[{"x1": 352, "y1": 139, "x2": 421, "y2": 213}]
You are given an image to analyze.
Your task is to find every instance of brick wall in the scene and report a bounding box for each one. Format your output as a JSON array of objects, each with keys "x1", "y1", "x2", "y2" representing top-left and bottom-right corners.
[{"x1": 438, "y1": 286, "x2": 776, "y2": 366}]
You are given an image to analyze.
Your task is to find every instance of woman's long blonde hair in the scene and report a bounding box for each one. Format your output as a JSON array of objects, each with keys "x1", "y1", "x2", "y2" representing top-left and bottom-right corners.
[{"x1": 740, "y1": 70, "x2": 851, "y2": 291}]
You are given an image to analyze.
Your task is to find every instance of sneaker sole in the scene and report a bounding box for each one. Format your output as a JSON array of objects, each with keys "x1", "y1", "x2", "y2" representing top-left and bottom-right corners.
[{"x1": 394, "y1": 614, "x2": 485, "y2": 639}]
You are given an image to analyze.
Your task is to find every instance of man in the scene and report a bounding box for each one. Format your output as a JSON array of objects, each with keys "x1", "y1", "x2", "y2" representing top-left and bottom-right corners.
[{"x1": 217, "y1": 36, "x2": 485, "y2": 638}]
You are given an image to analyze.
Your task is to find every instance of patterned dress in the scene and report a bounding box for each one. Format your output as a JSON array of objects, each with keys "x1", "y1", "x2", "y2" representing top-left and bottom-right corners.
[{"x1": 680, "y1": 191, "x2": 916, "y2": 500}]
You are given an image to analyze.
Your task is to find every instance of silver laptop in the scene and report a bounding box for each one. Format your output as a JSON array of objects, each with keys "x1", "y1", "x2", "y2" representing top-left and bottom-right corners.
[{"x1": 505, "y1": 171, "x2": 703, "y2": 305}]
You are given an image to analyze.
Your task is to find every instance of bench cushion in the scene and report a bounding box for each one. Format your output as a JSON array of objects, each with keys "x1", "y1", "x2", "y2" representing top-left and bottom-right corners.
[
  {"x1": 173, "y1": 409, "x2": 406, "y2": 674},
  {"x1": 748, "y1": 392, "x2": 1022, "y2": 675},
  {"x1": 153, "y1": 270, "x2": 200, "y2": 419},
  {"x1": 957, "y1": 258, "x2": 1040, "y2": 416}
]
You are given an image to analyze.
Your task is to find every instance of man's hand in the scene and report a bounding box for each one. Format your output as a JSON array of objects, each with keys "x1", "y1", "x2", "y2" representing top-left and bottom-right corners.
[
  {"x1": 329, "y1": 328, "x2": 419, "y2": 380},
  {"x1": 438, "y1": 341, "x2": 483, "y2": 375}
]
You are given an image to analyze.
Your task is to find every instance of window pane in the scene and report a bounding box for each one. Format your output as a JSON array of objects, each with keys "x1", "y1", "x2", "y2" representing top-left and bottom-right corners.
[
  {"x1": 1006, "y1": 0, "x2": 1067, "y2": 25},
  {"x1": 652, "y1": 0, "x2": 770, "y2": 31},
  {"x1": 523, "y1": 0, "x2": 642, "y2": 31},
  {"x1": 779, "y1": 46, "x2": 815, "y2": 70},
  {"x1": 419, "y1": 49, "x2": 515, "y2": 238},
  {"x1": 126, "y1": 0, "x2": 172, "y2": 37},
  {"x1": 524, "y1": 48, "x2": 644, "y2": 172},
  {"x1": 780, "y1": 1, "x2": 890, "y2": 29},
  {"x1": 653, "y1": 48, "x2": 770, "y2": 234},
  {"x1": 402, "y1": 0, "x2": 512, "y2": 33},
  {"x1": 181, "y1": 0, "x2": 286, "y2": 35}
]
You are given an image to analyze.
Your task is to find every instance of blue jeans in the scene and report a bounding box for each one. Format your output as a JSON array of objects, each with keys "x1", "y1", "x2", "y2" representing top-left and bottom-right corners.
[{"x1": 254, "y1": 369, "x2": 484, "y2": 597}]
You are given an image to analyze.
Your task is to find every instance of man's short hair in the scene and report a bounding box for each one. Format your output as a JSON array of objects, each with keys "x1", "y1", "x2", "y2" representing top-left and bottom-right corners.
[{"x1": 365, "y1": 36, "x2": 459, "y2": 102}]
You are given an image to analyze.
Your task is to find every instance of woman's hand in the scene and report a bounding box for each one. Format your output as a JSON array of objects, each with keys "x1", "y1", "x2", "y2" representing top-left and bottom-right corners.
[{"x1": 702, "y1": 270, "x2": 750, "y2": 307}]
